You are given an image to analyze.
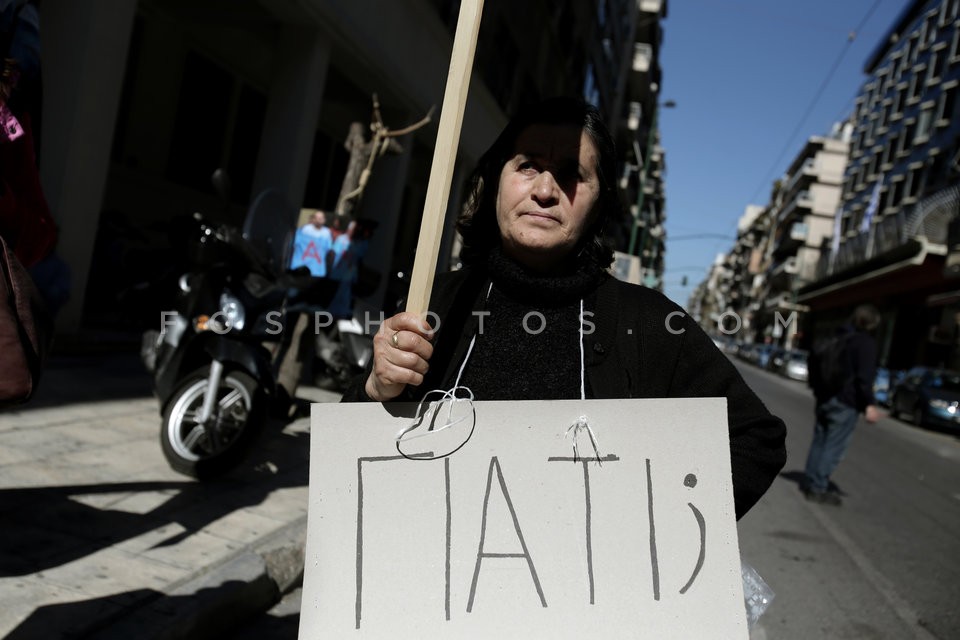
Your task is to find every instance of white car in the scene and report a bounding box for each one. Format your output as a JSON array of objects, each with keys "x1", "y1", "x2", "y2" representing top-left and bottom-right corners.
[{"x1": 782, "y1": 350, "x2": 809, "y2": 382}]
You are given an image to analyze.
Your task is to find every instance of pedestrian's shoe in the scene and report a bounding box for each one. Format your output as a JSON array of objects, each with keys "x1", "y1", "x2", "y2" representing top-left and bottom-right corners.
[{"x1": 802, "y1": 488, "x2": 842, "y2": 506}]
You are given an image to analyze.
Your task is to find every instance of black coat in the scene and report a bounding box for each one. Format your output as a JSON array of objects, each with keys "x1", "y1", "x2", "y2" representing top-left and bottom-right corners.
[
  {"x1": 810, "y1": 325, "x2": 878, "y2": 411},
  {"x1": 343, "y1": 268, "x2": 787, "y2": 519}
]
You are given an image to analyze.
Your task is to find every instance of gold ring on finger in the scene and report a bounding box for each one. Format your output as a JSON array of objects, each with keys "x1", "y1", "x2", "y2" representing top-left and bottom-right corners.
[{"x1": 391, "y1": 331, "x2": 400, "y2": 348}]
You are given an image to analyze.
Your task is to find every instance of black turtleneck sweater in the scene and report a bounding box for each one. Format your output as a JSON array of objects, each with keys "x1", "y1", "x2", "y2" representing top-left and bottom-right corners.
[{"x1": 457, "y1": 249, "x2": 605, "y2": 400}]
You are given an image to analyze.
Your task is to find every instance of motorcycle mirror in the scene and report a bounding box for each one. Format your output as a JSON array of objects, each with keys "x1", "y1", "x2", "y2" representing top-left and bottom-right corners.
[{"x1": 210, "y1": 169, "x2": 232, "y2": 202}]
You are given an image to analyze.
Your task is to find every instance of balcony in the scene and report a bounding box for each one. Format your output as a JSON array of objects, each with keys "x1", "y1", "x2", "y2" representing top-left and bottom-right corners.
[
  {"x1": 767, "y1": 256, "x2": 799, "y2": 290},
  {"x1": 783, "y1": 158, "x2": 817, "y2": 194},
  {"x1": 632, "y1": 43, "x2": 652, "y2": 73},
  {"x1": 777, "y1": 190, "x2": 814, "y2": 225},
  {"x1": 772, "y1": 222, "x2": 808, "y2": 259}
]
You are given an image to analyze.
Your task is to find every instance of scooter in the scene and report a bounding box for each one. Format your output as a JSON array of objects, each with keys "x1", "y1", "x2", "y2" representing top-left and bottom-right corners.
[{"x1": 143, "y1": 170, "x2": 317, "y2": 479}]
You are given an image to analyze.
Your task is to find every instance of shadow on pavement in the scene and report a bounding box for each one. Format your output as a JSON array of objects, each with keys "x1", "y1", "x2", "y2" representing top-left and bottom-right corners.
[
  {"x1": 777, "y1": 469, "x2": 846, "y2": 496},
  {"x1": 0, "y1": 431, "x2": 310, "y2": 577},
  {"x1": 5, "y1": 580, "x2": 274, "y2": 640},
  {"x1": 24, "y1": 351, "x2": 155, "y2": 410}
]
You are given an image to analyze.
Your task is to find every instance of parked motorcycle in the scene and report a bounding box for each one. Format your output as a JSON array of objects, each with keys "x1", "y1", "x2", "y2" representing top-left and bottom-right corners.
[{"x1": 143, "y1": 170, "x2": 317, "y2": 479}]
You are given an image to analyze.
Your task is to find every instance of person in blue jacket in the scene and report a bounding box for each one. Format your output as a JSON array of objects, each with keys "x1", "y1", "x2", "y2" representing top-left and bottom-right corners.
[{"x1": 290, "y1": 209, "x2": 333, "y2": 278}]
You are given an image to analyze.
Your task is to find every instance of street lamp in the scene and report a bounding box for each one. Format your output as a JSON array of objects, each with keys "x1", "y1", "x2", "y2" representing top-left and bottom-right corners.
[{"x1": 628, "y1": 99, "x2": 676, "y2": 261}]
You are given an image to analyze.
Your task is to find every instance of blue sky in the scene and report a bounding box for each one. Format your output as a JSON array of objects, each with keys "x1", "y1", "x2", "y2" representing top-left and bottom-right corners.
[{"x1": 658, "y1": 0, "x2": 911, "y2": 306}]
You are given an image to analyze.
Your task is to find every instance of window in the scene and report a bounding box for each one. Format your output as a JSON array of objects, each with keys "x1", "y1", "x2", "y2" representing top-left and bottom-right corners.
[
  {"x1": 865, "y1": 81, "x2": 879, "y2": 111},
  {"x1": 909, "y1": 69, "x2": 924, "y2": 102},
  {"x1": 925, "y1": 13, "x2": 938, "y2": 47},
  {"x1": 904, "y1": 166, "x2": 924, "y2": 201},
  {"x1": 927, "y1": 48, "x2": 946, "y2": 83},
  {"x1": 877, "y1": 68, "x2": 890, "y2": 94},
  {"x1": 889, "y1": 178, "x2": 904, "y2": 209},
  {"x1": 878, "y1": 102, "x2": 890, "y2": 130},
  {"x1": 897, "y1": 123, "x2": 913, "y2": 156},
  {"x1": 892, "y1": 86, "x2": 905, "y2": 117},
  {"x1": 951, "y1": 26, "x2": 960, "y2": 60},
  {"x1": 938, "y1": 86, "x2": 957, "y2": 125},
  {"x1": 882, "y1": 140, "x2": 895, "y2": 167},
  {"x1": 916, "y1": 104, "x2": 935, "y2": 142},
  {"x1": 868, "y1": 153, "x2": 879, "y2": 178}
]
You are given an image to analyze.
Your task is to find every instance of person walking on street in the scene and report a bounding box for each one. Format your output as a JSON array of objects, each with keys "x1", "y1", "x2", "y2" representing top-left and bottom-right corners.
[{"x1": 803, "y1": 304, "x2": 881, "y2": 506}]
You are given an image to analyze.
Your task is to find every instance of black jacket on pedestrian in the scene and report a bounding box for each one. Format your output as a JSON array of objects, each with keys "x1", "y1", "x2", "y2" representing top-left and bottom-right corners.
[
  {"x1": 810, "y1": 325, "x2": 878, "y2": 412},
  {"x1": 342, "y1": 266, "x2": 787, "y2": 519}
]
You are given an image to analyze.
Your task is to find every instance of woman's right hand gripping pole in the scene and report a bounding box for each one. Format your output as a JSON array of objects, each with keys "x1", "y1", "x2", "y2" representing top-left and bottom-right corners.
[{"x1": 364, "y1": 312, "x2": 435, "y2": 401}]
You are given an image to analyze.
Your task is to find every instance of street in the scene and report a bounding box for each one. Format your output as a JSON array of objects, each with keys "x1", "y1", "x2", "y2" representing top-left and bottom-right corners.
[
  {"x1": 736, "y1": 362, "x2": 960, "y2": 640},
  {"x1": 239, "y1": 361, "x2": 960, "y2": 640}
]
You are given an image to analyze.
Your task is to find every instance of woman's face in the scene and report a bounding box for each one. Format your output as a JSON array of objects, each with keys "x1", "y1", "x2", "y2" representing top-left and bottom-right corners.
[{"x1": 495, "y1": 123, "x2": 601, "y2": 271}]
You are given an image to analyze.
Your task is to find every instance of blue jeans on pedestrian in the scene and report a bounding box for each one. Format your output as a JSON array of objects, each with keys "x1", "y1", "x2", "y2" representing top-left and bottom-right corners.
[{"x1": 803, "y1": 396, "x2": 859, "y2": 494}]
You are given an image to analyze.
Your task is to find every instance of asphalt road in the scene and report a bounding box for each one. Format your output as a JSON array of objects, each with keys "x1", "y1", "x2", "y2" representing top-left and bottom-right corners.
[{"x1": 235, "y1": 360, "x2": 960, "y2": 640}]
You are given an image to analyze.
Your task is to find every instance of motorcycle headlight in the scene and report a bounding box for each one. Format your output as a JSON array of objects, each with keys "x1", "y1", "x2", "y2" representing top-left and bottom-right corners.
[{"x1": 219, "y1": 292, "x2": 246, "y2": 331}]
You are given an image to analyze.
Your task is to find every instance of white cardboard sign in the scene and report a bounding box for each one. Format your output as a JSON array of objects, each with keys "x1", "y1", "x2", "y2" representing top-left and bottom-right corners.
[{"x1": 299, "y1": 398, "x2": 747, "y2": 639}]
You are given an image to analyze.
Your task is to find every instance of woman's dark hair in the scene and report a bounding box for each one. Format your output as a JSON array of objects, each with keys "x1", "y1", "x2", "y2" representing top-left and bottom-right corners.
[{"x1": 456, "y1": 96, "x2": 620, "y2": 269}]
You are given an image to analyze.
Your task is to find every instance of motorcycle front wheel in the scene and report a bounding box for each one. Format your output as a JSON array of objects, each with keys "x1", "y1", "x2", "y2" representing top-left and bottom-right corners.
[{"x1": 161, "y1": 367, "x2": 265, "y2": 479}]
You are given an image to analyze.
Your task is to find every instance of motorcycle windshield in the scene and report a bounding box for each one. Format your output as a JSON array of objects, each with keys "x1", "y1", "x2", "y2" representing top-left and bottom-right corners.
[{"x1": 242, "y1": 188, "x2": 297, "y2": 276}]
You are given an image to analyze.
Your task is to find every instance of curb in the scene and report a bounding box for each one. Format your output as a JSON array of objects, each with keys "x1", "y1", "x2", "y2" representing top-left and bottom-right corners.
[{"x1": 89, "y1": 516, "x2": 307, "y2": 640}]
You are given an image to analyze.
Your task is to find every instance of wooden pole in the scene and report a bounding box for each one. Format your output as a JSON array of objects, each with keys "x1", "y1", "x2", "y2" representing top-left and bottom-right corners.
[{"x1": 404, "y1": 0, "x2": 484, "y2": 316}]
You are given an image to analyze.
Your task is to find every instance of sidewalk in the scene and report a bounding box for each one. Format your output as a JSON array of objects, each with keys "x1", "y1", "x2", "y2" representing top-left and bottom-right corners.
[{"x1": 0, "y1": 350, "x2": 335, "y2": 639}]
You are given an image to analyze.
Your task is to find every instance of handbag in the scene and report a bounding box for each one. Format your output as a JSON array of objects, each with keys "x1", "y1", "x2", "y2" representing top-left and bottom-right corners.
[{"x1": 0, "y1": 232, "x2": 51, "y2": 405}]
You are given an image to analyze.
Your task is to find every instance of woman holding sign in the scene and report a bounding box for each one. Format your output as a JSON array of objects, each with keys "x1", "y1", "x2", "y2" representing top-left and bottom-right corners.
[{"x1": 343, "y1": 97, "x2": 785, "y2": 519}]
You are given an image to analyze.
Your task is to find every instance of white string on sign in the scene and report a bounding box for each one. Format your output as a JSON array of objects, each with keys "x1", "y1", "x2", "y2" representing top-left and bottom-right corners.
[
  {"x1": 394, "y1": 284, "x2": 492, "y2": 460},
  {"x1": 395, "y1": 288, "x2": 602, "y2": 463},
  {"x1": 565, "y1": 298, "x2": 602, "y2": 464}
]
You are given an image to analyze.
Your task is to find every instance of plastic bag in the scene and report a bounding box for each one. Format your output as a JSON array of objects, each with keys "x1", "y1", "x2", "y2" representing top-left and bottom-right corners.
[{"x1": 741, "y1": 559, "x2": 775, "y2": 629}]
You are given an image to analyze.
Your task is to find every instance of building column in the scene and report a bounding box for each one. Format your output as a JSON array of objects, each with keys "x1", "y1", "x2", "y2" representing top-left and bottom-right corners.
[
  {"x1": 40, "y1": 0, "x2": 137, "y2": 336},
  {"x1": 351, "y1": 140, "x2": 413, "y2": 318},
  {"x1": 251, "y1": 26, "x2": 331, "y2": 208}
]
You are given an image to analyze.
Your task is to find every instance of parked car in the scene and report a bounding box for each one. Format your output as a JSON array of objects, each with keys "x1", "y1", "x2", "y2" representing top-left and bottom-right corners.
[
  {"x1": 889, "y1": 366, "x2": 960, "y2": 431},
  {"x1": 765, "y1": 345, "x2": 788, "y2": 371},
  {"x1": 780, "y1": 350, "x2": 809, "y2": 382}
]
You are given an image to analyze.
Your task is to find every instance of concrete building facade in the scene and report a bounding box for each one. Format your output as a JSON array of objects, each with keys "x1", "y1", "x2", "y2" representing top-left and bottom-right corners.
[{"x1": 36, "y1": 0, "x2": 669, "y2": 339}]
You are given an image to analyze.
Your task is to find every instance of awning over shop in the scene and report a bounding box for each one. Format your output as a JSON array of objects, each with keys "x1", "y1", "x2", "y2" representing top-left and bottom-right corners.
[{"x1": 796, "y1": 238, "x2": 946, "y2": 310}]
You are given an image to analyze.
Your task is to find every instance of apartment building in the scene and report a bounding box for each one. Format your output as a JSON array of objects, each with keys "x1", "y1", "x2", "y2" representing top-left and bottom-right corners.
[
  {"x1": 798, "y1": 0, "x2": 960, "y2": 369},
  {"x1": 617, "y1": 0, "x2": 670, "y2": 288},
  {"x1": 38, "y1": 0, "x2": 668, "y2": 337},
  {"x1": 696, "y1": 205, "x2": 771, "y2": 339},
  {"x1": 753, "y1": 132, "x2": 850, "y2": 346}
]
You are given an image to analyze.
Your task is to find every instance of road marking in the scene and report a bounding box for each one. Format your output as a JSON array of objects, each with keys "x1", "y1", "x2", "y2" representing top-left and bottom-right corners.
[{"x1": 804, "y1": 501, "x2": 938, "y2": 640}]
